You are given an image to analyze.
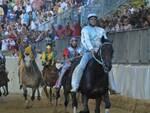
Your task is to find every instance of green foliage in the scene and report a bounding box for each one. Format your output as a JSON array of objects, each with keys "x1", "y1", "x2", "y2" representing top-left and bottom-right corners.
[{"x1": 131, "y1": 0, "x2": 145, "y2": 7}]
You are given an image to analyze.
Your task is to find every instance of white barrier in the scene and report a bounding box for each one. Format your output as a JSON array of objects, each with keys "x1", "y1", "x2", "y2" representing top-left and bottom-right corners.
[{"x1": 110, "y1": 65, "x2": 150, "y2": 100}]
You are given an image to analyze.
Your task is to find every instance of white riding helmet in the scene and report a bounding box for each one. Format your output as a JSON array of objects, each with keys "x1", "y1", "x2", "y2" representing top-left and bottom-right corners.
[{"x1": 87, "y1": 13, "x2": 98, "y2": 19}]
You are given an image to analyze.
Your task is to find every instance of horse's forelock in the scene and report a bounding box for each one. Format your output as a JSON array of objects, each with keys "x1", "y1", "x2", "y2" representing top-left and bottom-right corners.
[{"x1": 24, "y1": 55, "x2": 32, "y2": 67}]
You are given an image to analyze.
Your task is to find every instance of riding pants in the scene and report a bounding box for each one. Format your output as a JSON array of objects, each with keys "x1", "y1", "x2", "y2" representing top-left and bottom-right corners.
[
  {"x1": 71, "y1": 52, "x2": 92, "y2": 92},
  {"x1": 55, "y1": 62, "x2": 71, "y2": 88}
]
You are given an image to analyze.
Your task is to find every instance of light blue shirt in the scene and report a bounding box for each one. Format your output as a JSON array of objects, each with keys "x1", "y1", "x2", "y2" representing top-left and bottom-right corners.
[{"x1": 81, "y1": 25, "x2": 108, "y2": 52}]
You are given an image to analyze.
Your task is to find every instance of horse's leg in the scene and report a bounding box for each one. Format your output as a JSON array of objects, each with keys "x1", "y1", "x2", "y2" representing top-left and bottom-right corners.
[
  {"x1": 31, "y1": 88, "x2": 36, "y2": 101},
  {"x1": 71, "y1": 92, "x2": 78, "y2": 113},
  {"x1": 55, "y1": 87, "x2": 60, "y2": 106},
  {"x1": 23, "y1": 86, "x2": 28, "y2": 100},
  {"x1": 37, "y1": 88, "x2": 41, "y2": 101},
  {"x1": 0, "y1": 89, "x2": 1, "y2": 97},
  {"x1": 49, "y1": 87, "x2": 52, "y2": 103},
  {"x1": 103, "y1": 92, "x2": 111, "y2": 113},
  {"x1": 95, "y1": 98, "x2": 102, "y2": 113},
  {"x1": 64, "y1": 88, "x2": 69, "y2": 110},
  {"x1": 2, "y1": 86, "x2": 6, "y2": 96},
  {"x1": 80, "y1": 94, "x2": 89, "y2": 113},
  {"x1": 4, "y1": 83, "x2": 9, "y2": 96},
  {"x1": 43, "y1": 86, "x2": 49, "y2": 98}
]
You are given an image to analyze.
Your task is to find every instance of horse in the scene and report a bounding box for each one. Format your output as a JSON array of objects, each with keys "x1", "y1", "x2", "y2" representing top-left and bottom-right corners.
[
  {"x1": 18, "y1": 54, "x2": 43, "y2": 108},
  {"x1": 61, "y1": 38, "x2": 113, "y2": 113},
  {"x1": 42, "y1": 62, "x2": 59, "y2": 104},
  {"x1": 0, "y1": 63, "x2": 9, "y2": 97}
]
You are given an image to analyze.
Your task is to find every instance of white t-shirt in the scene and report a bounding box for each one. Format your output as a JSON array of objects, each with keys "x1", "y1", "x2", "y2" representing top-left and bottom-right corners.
[
  {"x1": 1, "y1": 39, "x2": 9, "y2": 51},
  {"x1": 26, "y1": 4, "x2": 32, "y2": 13},
  {"x1": 0, "y1": 0, "x2": 3, "y2": 5},
  {"x1": 13, "y1": 5, "x2": 18, "y2": 12},
  {"x1": 60, "y1": 2, "x2": 68, "y2": 10}
]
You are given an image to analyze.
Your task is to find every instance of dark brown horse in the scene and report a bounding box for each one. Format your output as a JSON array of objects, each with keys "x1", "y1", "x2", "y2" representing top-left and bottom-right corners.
[
  {"x1": 61, "y1": 38, "x2": 113, "y2": 113},
  {"x1": 0, "y1": 63, "x2": 9, "y2": 97},
  {"x1": 42, "y1": 62, "x2": 59, "y2": 104}
]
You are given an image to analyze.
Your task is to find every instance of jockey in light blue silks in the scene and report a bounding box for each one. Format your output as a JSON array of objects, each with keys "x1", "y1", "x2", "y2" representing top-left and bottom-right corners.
[
  {"x1": 54, "y1": 37, "x2": 82, "y2": 89},
  {"x1": 71, "y1": 13, "x2": 109, "y2": 92}
]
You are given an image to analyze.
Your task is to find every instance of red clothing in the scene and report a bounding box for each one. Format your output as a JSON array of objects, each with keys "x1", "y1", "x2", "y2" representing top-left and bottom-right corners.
[
  {"x1": 65, "y1": 27, "x2": 73, "y2": 37},
  {"x1": 9, "y1": 33, "x2": 17, "y2": 40},
  {"x1": 56, "y1": 28, "x2": 65, "y2": 39},
  {"x1": 72, "y1": 23, "x2": 81, "y2": 37},
  {"x1": 63, "y1": 48, "x2": 69, "y2": 58}
]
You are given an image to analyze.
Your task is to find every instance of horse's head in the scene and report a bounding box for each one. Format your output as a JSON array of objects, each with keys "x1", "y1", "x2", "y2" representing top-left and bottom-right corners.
[
  {"x1": 96, "y1": 38, "x2": 113, "y2": 73},
  {"x1": 24, "y1": 54, "x2": 32, "y2": 67}
]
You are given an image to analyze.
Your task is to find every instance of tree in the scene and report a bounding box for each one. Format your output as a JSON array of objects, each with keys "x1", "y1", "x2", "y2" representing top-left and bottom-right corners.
[{"x1": 131, "y1": 0, "x2": 145, "y2": 7}]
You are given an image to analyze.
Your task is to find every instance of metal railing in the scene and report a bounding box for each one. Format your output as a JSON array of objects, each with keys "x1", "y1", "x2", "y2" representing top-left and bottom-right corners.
[
  {"x1": 36, "y1": 0, "x2": 130, "y2": 29},
  {"x1": 80, "y1": 0, "x2": 129, "y2": 25}
]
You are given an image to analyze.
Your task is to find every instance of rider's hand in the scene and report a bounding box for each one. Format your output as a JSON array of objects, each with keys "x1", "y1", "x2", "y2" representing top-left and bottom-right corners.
[
  {"x1": 67, "y1": 61, "x2": 71, "y2": 65},
  {"x1": 90, "y1": 49, "x2": 95, "y2": 55}
]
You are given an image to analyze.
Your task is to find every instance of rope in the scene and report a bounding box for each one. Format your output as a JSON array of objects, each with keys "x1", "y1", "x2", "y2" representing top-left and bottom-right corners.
[{"x1": 92, "y1": 53, "x2": 103, "y2": 65}]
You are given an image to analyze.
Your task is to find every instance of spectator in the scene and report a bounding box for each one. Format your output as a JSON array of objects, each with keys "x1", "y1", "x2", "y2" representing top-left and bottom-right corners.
[
  {"x1": 2, "y1": 1, "x2": 8, "y2": 18},
  {"x1": 56, "y1": 24, "x2": 65, "y2": 39},
  {"x1": 122, "y1": 18, "x2": 132, "y2": 31},
  {"x1": 64, "y1": 23, "x2": 73, "y2": 37},
  {"x1": 72, "y1": 21, "x2": 81, "y2": 37},
  {"x1": 15, "y1": 6, "x2": 22, "y2": 21},
  {"x1": 25, "y1": 1, "x2": 32, "y2": 13},
  {"x1": 0, "y1": 5, "x2": 4, "y2": 22}
]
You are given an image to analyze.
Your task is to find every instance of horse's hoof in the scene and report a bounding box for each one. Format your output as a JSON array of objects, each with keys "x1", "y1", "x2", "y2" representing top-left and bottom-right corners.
[
  {"x1": 25, "y1": 100, "x2": 33, "y2": 109},
  {"x1": 3, "y1": 92, "x2": 9, "y2": 96},
  {"x1": 31, "y1": 96, "x2": 35, "y2": 101},
  {"x1": 37, "y1": 96, "x2": 41, "y2": 101},
  {"x1": 25, "y1": 100, "x2": 30, "y2": 109}
]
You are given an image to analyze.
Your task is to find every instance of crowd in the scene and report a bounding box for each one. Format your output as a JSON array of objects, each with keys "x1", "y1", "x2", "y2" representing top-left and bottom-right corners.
[
  {"x1": 98, "y1": 5, "x2": 150, "y2": 32},
  {"x1": 0, "y1": 0, "x2": 82, "y2": 55}
]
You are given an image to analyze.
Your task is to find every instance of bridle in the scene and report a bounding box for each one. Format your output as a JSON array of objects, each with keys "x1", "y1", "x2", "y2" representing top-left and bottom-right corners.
[{"x1": 92, "y1": 42, "x2": 112, "y2": 73}]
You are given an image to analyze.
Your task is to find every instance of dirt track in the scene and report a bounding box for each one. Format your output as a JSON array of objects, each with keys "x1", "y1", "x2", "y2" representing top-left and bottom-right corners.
[{"x1": 0, "y1": 93, "x2": 131, "y2": 113}]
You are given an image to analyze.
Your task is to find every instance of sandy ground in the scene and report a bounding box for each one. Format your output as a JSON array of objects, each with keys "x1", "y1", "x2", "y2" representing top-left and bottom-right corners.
[{"x1": 0, "y1": 93, "x2": 130, "y2": 113}]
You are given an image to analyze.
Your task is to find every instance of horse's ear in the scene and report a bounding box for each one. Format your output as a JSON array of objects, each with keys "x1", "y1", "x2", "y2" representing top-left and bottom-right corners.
[
  {"x1": 101, "y1": 36, "x2": 113, "y2": 44},
  {"x1": 101, "y1": 36, "x2": 105, "y2": 44}
]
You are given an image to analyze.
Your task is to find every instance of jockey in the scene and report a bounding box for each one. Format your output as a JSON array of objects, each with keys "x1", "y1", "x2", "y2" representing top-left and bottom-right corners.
[
  {"x1": 18, "y1": 38, "x2": 36, "y2": 65},
  {"x1": 54, "y1": 37, "x2": 82, "y2": 89},
  {"x1": 41, "y1": 44, "x2": 55, "y2": 66},
  {"x1": 71, "y1": 13, "x2": 108, "y2": 92}
]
